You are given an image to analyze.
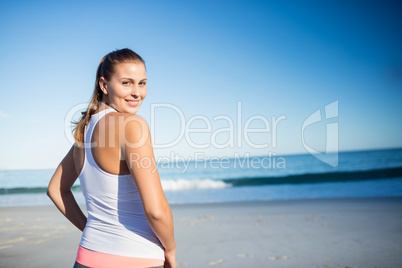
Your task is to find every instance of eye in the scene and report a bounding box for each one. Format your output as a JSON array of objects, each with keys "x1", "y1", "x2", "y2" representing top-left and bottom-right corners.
[
  {"x1": 139, "y1": 81, "x2": 147, "y2": 86},
  {"x1": 122, "y1": 81, "x2": 131, "y2": 85}
]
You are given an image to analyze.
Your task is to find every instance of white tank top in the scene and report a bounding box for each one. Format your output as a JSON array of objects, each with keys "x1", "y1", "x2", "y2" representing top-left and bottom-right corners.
[{"x1": 78, "y1": 109, "x2": 164, "y2": 260}]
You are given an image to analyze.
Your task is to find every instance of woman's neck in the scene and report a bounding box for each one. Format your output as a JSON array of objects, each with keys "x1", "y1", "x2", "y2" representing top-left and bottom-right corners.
[{"x1": 98, "y1": 101, "x2": 117, "y2": 112}]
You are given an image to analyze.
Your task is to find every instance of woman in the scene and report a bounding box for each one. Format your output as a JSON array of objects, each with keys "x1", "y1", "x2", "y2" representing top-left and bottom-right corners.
[{"x1": 47, "y1": 48, "x2": 176, "y2": 268}]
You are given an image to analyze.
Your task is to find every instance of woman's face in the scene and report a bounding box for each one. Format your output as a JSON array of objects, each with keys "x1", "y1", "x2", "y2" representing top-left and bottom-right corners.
[{"x1": 100, "y1": 61, "x2": 147, "y2": 114}]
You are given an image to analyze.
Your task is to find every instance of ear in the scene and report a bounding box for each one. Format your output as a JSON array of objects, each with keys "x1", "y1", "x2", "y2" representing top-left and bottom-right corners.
[{"x1": 99, "y1": 77, "x2": 108, "y2": 95}]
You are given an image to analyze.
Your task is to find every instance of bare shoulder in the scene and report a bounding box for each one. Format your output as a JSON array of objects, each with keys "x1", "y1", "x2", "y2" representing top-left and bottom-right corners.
[
  {"x1": 102, "y1": 112, "x2": 149, "y2": 131},
  {"x1": 108, "y1": 113, "x2": 151, "y2": 147},
  {"x1": 120, "y1": 112, "x2": 148, "y2": 124},
  {"x1": 119, "y1": 113, "x2": 149, "y2": 131}
]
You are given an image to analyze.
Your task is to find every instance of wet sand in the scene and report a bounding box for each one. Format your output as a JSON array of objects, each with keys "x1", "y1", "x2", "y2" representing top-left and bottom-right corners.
[{"x1": 1, "y1": 197, "x2": 402, "y2": 268}]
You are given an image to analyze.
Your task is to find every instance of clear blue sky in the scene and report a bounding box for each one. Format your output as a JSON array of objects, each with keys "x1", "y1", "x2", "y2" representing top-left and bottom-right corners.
[{"x1": 0, "y1": 0, "x2": 401, "y2": 169}]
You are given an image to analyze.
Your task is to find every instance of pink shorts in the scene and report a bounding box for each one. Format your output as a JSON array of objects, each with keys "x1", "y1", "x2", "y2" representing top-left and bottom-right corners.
[{"x1": 76, "y1": 245, "x2": 164, "y2": 268}]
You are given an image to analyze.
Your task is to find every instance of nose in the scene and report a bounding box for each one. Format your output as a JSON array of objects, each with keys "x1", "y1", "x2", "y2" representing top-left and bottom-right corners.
[{"x1": 131, "y1": 85, "x2": 140, "y2": 98}]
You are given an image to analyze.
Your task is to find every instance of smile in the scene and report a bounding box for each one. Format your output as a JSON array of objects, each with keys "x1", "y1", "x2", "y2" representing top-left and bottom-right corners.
[{"x1": 126, "y1": 100, "x2": 139, "y2": 107}]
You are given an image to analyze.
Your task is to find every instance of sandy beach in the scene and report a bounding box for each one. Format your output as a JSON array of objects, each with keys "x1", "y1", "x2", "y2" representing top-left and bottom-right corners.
[{"x1": 1, "y1": 196, "x2": 401, "y2": 268}]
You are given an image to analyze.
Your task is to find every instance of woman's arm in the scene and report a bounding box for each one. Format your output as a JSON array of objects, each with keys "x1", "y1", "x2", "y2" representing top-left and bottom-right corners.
[
  {"x1": 47, "y1": 145, "x2": 87, "y2": 231},
  {"x1": 121, "y1": 114, "x2": 176, "y2": 265}
]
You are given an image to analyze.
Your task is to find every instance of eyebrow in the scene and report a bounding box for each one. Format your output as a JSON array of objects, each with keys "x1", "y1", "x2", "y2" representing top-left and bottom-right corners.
[{"x1": 119, "y1": 77, "x2": 147, "y2": 81}]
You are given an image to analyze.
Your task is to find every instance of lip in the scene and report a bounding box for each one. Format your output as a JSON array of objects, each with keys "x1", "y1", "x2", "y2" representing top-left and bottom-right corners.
[{"x1": 125, "y1": 99, "x2": 140, "y2": 107}]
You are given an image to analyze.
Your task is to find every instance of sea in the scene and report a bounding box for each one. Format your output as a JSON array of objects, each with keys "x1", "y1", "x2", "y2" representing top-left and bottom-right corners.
[{"x1": 0, "y1": 148, "x2": 402, "y2": 207}]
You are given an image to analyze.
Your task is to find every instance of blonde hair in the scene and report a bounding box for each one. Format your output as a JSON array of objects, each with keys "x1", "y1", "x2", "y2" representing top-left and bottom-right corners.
[{"x1": 73, "y1": 48, "x2": 145, "y2": 146}]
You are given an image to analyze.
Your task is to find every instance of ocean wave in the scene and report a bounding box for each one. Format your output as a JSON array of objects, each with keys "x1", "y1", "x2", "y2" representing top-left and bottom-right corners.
[
  {"x1": 1, "y1": 167, "x2": 401, "y2": 195},
  {"x1": 223, "y1": 167, "x2": 402, "y2": 186},
  {"x1": 161, "y1": 179, "x2": 230, "y2": 191},
  {"x1": 0, "y1": 180, "x2": 231, "y2": 194},
  {"x1": 0, "y1": 185, "x2": 81, "y2": 195}
]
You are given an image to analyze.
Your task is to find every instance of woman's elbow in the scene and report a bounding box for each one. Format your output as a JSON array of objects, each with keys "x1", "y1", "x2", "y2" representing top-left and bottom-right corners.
[
  {"x1": 145, "y1": 205, "x2": 171, "y2": 222},
  {"x1": 47, "y1": 181, "x2": 63, "y2": 200},
  {"x1": 46, "y1": 185, "x2": 58, "y2": 200}
]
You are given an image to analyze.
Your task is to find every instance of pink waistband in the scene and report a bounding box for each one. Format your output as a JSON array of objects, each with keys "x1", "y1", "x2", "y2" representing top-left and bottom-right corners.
[{"x1": 76, "y1": 245, "x2": 164, "y2": 268}]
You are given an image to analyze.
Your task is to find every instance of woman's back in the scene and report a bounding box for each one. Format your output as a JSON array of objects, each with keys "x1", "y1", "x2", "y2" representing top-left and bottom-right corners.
[{"x1": 77, "y1": 108, "x2": 164, "y2": 259}]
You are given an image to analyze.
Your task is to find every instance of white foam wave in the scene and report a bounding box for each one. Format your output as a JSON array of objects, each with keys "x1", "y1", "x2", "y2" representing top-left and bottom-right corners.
[{"x1": 161, "y1": 179, "x2": 231, "y2": 191}]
